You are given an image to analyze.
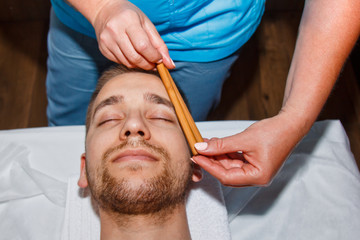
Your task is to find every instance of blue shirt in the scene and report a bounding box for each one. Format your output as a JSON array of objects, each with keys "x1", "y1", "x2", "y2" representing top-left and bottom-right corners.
[{"x1": 50, "y1": 0, "x2": 265, "y2": 62}]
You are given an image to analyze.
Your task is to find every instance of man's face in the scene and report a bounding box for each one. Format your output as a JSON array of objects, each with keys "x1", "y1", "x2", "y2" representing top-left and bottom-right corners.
[{"x1": 79, "y1": 72, "x2": 195, "y2": 215}]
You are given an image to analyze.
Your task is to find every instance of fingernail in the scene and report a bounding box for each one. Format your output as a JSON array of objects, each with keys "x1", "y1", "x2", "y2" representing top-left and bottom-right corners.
[
  {"x1": 195, "y1": 142, "x2": 208, "y2": 151},
  {"x1": 171, "y1": 59, "x2": 176, "y2": 67},
  {"x1": 190, "y1": 157, "x2": 197, "y2": 163}
]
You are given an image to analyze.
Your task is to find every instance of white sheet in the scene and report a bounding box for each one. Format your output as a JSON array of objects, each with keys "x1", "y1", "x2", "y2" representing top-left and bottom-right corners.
[
  {"x1": 61, "y1": 172, "x2": 231, "y2": 240},
  {"x1": 0, "y1": 120, "x2": 359, "y2": 240}
]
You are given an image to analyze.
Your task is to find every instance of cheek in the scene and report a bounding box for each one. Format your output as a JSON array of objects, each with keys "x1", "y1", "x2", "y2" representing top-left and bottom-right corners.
[
  {"x1": 156, "y1": 127, "x2": 188, "y2": 147},
  {"x1": 87, "y1": 129, "x2": 119, "y2": 152},
  {"x1": 86, "y1": 133, "x2": 114, "y2": 170},
  {"x1": 157, "y1": 129, "x2": 191, "y2": 163},
  {"x1": 173, "y1": 132, "x2": 191, "y2": 158}
]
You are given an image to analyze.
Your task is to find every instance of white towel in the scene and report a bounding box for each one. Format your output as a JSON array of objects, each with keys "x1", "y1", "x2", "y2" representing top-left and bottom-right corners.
[
  {"x1": 0, "y1": 144, "x2": 67, "y2": 240},
  {"x1": 61, "y1": 172, "x2": 231, "y2": 240}
]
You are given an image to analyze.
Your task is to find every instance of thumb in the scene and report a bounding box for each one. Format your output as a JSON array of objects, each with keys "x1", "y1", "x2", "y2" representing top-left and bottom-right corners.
[{"x1": 194, "y1": 134, "x2": 244, "y2": 156}]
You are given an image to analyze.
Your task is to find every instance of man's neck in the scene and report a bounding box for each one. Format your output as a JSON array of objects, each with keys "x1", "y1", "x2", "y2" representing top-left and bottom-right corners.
[{"x1": 99, "y1": 204, "x2": 191, "y2": 240}]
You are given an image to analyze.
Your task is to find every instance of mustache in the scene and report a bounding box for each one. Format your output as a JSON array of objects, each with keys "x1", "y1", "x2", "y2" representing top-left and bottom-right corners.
[{"x1": 102, "y1": 138, "x2": 170, "y2": 163}]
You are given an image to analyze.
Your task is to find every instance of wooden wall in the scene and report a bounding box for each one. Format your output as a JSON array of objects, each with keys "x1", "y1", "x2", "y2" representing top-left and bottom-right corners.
[
  {"x1": 0, "y1": 0, "x2": 50, "y2": 21},
  {"x1": 266, "y1": 0, "x2": 304, "y2": 11}
]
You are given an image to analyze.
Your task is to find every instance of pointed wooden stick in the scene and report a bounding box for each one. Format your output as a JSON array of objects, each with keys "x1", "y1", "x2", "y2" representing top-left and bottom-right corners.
[{"x1": 156, "y1": 63, "x2": 203, "y2": 155}]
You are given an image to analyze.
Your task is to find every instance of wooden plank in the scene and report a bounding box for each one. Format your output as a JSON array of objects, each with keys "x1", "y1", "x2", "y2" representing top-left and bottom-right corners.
[
  {"x1": 209, "y1": 12, "x2": 302, "y2": 121},
  {"x1": 266, "y1": 0, "x2": 304, "y2": 12},
  {"x1": 0, "y1": 0, "x2": 50, "y2": 21},
  {"x1": 208, "y1": 39, "x2": 258, "y2": 121},
  {"x1": 27, "y1": 21, "x2": 48, "y2": 128},
  {"x1": 0, "y1": 20, "x2": 48, "y2": 129}
]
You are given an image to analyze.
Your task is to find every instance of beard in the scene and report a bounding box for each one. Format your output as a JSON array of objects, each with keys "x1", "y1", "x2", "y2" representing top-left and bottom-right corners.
[{"x1": 86, "y1": 138, "x2": 193, "y2": 216}]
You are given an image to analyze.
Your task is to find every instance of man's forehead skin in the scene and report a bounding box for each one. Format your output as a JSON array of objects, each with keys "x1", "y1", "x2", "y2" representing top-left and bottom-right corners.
[
  {"x1": 92, "y1": 92, "x2": 174, "y2": 121},
  {"x1": 100, "y1": 72, "x2": 167, "y2": 99},
  {"x1": 91, "y1": 73, "x2": 174, "y2": 120},
  {"x1": 143, "y1": 92, "x2": 173, "y2": 109},
  {"x1": 92, "y1": 95, "x2": 124, "y2": 119}
]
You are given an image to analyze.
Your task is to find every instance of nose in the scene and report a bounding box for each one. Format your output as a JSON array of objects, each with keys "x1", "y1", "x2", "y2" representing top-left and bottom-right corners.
[{"x1": 119, "y1": 112, "x2": 151, "y2": 140}]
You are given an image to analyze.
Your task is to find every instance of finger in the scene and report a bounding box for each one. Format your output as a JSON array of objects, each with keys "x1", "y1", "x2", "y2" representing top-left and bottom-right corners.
[
  {"x1": 114, "y1": 30, "x2": 154, "y2": 70},
  {"x1": 143, "y1": 19, "x2": 175, "y2": 69},
  {"x1": 192, "y1": 155, "x2": 248, "y2": 186},
  {"x1": 211, "y1": 151, "x2": 244, "y2": 161},
  {"x1": 192, "y1": 155, "x2": 261, "y2": 187},
  {"x1": 98, "y1": 30, "x2": 137, "y2": 67},
  {"x1": 223, "y1": 183, "x2": 254, "y2": 188},
  {"x1": 194, "y1": 134, "x2": 245, "y2": 156},
  {"x1": 98, "y1": 44, "x2": 119, "y2": 63},
  {"x1": 216, "y1": 158, "x2": 245, "y2": 169},
  {"x1": 200, "y1": 154, "x2": 245, "y2": 170},
  {"x1": 227, "y1": 151, "x2": 245, "y2": 161},
  {"x1": 212, "y1": 153, "x2": 229, "y2": 161},
  {"x1": 111, "y1": 45, "x2": 137, "y2": 68},
  {"x1": 99, "y1": 40, "x2": 136, "y2": 68},
  {"x1": 126, "y1": 25, "x2": 161, "y2": 68},
  {"x1": 98, "y1": 33, "x2": 120, "y2": 63},
  {"x1": 211, "y1": 152, "x2": 246, "y2": 169}
]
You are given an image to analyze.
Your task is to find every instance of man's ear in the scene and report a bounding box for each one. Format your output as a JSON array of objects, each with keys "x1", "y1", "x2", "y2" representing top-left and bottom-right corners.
[
  {"x1": 192, "y1": 163, "x2": 203, "y2": 182},
  {"x1": 78, "y1": 153, "x2": 89, "y2": 188}
]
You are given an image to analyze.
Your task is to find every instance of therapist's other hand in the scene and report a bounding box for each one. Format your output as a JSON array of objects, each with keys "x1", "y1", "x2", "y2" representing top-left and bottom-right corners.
[
  {"x1": 192, "y1": 113, "x2": 304, "y2": 187},
  {"x1": 92, "y1": 0, "x2": 174, "y2": 70}
]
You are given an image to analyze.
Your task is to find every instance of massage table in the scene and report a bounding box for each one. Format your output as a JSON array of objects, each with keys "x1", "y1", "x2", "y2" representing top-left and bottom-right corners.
[{"x1": 1, "y1": 120, "x2": 359, "y2": 239}]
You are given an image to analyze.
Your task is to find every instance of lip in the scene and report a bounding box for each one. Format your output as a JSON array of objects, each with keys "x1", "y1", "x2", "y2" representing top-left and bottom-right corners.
[{"x1": 111, "y1": 149, "x2": 159, "y2": 163}]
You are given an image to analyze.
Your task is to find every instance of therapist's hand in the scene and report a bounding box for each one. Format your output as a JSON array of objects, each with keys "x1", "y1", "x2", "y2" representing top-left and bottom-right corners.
[
  {"x1": 91, "y1": 0, "x2": 174, "y2": 70},
  {"x1": 192, "y1": 112, "x2": 306, "y2": 187}
]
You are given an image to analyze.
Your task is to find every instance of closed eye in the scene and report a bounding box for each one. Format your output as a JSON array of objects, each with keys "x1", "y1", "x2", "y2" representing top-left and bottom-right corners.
[
  {"x1": 151, "y1": 117, "x2": 173, "y2": 122},
  {"x1": 148, "y1": 112, "x2": 175, "y2": 123},
  {"x1": 98, "y1": 118, "x2": 119, "y2": 126}
]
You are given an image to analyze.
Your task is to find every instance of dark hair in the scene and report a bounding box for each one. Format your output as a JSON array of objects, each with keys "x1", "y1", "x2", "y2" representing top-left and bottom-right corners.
[{"x1": 85, "y1": 65, "x2": 160, "y2": 135}]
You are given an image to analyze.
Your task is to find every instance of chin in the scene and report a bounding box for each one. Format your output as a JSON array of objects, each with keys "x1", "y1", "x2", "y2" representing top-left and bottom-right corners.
[{"x1": 110, "y1": 167, "x2": 162, "y2": 186}]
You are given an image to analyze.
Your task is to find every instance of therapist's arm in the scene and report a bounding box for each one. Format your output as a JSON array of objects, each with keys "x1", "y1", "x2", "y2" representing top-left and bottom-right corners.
[
  {"x1": 66, "y1": 0, "x2": 174, "y2": 70},
  {"x1": 192, "y1": 0, "x2": 360, "y2": 187}
]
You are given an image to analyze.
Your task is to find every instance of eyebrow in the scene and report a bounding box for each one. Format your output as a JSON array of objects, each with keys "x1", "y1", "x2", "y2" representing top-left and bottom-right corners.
[
  {"x1": 92, "y1": 93, "x2": 174, "y2": 120},
  {"x1": 92, "y1": 95, "x2": 124, "y2": 119},
  {"x1": 144, "y1": 92, "x2": 174, "y2": 109}
]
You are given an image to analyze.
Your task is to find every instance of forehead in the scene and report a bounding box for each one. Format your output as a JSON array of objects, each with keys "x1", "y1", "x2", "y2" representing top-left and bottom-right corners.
[{"x1": 96, "y1": 72, "x2": 168, "y2": 103}]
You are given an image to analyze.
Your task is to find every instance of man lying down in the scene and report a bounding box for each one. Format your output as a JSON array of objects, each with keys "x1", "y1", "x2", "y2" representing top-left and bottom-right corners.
[
  {"x1": 1, "y1": 63, "x2": 358, "y2": 239},
  {"x1": 72, "y1": 64, "x2": 360, "y2": 240},
  {"x1": 78, "y1": 65, "x2": 223, "y2": 240}
]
